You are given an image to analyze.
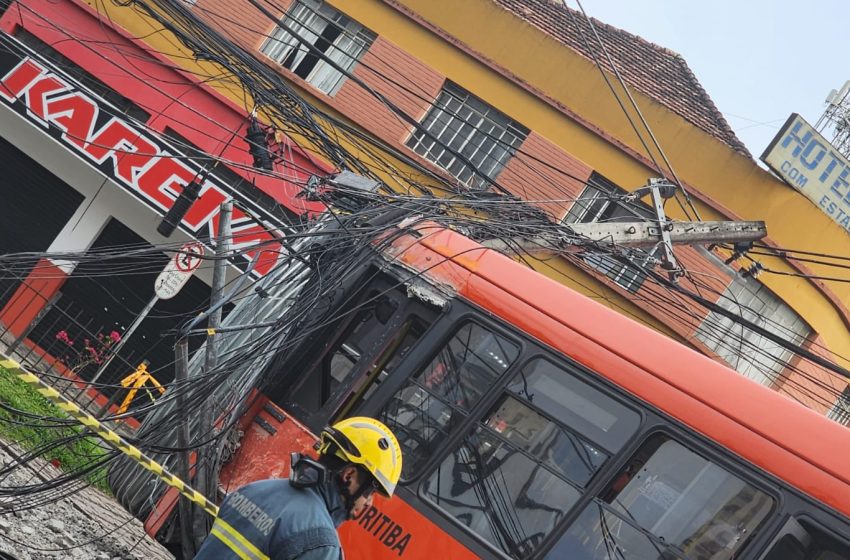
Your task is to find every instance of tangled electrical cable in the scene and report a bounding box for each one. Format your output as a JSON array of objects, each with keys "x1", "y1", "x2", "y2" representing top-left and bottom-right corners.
[
  {"x1": 2, "y1": 1, "x2": 850, "y2": 555},
  {"x1": 1, "y1": 183, "x2": 847, "y2": 528}
]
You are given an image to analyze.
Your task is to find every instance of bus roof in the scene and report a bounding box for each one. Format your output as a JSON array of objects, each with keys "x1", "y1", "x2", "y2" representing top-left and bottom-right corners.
[{"x1": 385, "y1": 223, "x2": 850, "y2": 519}]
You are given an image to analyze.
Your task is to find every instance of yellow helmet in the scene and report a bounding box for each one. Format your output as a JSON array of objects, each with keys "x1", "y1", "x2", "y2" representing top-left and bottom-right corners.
[{"x1": 318, "y1": 417, "x2": 403, "y2": 498}]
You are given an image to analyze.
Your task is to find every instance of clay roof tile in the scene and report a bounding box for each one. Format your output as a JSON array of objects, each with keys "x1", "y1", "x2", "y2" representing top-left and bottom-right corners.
[{"x1": 493, "y1": 0, "x2": 750, "y2": 157}]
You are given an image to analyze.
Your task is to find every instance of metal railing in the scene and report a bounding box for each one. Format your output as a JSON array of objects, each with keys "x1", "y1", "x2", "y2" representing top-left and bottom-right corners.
[{"x1": 0, "y1": 265, "x2": 142, "y2": 415}]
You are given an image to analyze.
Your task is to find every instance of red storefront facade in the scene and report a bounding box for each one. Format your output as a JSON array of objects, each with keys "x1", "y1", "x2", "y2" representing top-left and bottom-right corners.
[{"x1": 0, "y1": 0, "x2": 325, "y2": 395}]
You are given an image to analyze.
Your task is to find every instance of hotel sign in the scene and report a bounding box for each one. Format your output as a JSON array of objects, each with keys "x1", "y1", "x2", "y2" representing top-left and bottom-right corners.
[{"x1": 762, "y1": 114, "x2": 850, "y2": 234}]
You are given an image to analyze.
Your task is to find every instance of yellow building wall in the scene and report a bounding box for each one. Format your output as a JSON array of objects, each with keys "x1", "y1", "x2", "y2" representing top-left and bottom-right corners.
[
  {"x1": 338, "y1": 0, "x2": 850, "y2": 371},
  {"x1": 82, "y1": 0, "x2": 850, "y2": 376}
]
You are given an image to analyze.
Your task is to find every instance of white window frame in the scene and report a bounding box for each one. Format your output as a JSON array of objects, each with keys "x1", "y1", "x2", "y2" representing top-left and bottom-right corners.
[
  {"x1": 564, "y1": 174, "x2": 659, "y2": 293},
  {"x1": 260, "y1": 0, "x2": 375, "y2": 96},
  {"x1": 406, "y1": 81, "x2": 528, "y2": 188},
  {"x1": 694, "y1": 250, "x2": 810, "y2": 386},
  {"x1": 827, "y1": 387, "x2": 850, "y2": 426}
]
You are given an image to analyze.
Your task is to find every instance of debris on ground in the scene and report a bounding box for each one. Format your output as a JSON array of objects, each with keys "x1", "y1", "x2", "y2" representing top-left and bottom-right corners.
[{"x1": 0, "y1": 445, "x2": 173, "y2": 560}]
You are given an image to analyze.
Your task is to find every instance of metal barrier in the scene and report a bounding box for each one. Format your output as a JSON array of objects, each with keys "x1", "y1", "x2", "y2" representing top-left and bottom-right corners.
[{"x1": 0, "y1": 263, "x2": 141, "y2": 416}]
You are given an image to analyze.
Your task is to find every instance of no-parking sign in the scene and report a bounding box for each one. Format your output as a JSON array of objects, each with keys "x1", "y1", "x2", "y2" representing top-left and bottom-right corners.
[{"x1": 155, "y1": 242, "x2": 205, "y2": 299}]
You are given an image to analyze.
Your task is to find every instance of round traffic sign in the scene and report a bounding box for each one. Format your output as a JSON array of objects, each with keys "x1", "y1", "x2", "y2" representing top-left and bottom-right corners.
[
  {"x1": 175, "y1": 242, "x2": 204, "y2": 272},
  {"x1": 155, "y1": 242, "x2": 206, "y2": 300}
]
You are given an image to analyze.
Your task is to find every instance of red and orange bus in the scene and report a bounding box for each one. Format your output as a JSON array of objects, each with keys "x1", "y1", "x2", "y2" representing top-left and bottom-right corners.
[{"x1": 111, "y1": 219, "x2": 850, "y2": 559}]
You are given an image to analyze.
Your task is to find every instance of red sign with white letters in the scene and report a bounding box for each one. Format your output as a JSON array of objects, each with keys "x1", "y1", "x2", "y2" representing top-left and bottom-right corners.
[{"x1": 0, "y1": 48, "x2": 288, "y2": 277}]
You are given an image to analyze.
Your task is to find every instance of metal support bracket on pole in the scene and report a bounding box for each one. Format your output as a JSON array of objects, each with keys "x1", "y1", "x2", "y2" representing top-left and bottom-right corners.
[{"x1": 645, "y1": 178, "x2": 679, "y2": 275}]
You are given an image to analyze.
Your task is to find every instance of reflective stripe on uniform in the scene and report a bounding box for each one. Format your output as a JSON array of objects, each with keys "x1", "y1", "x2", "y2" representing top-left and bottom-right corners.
[{"x1": 210, "y1": 517, "x2": 270, "y2": 560}]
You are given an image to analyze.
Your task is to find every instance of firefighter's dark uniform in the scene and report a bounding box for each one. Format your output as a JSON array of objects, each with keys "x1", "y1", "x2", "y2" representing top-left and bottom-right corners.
[{"x1": 194, "y1": 477, "x2": 347, "y2": 560}]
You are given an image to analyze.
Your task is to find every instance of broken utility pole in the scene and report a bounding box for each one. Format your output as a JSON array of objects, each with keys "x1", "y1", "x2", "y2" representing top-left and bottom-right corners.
[
  {"x1": 484, "y1": 178, "x2": 767, "y2": 274},
  {"x1": 482, "y1": 219, "x2": 766, "y2": 254}
]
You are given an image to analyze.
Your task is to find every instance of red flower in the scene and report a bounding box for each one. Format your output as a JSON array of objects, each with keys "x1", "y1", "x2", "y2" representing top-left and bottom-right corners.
[{"x1": 55, "y1": 330, "x2": 73, "y2": 346}]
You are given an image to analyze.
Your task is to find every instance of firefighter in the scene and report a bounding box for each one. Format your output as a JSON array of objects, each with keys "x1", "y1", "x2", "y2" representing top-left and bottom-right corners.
[{"x1": 194, "y1": 417, "x2": 403, "y2": 560}]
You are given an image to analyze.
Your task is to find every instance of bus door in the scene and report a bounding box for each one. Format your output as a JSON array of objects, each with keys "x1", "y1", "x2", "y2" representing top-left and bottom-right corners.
[
  {"x1": 218, "y1": 271, "x2": 441, "y2": 490},
  {"x1": 337, "y1": 313, "x2": 528, "y2": 560}
]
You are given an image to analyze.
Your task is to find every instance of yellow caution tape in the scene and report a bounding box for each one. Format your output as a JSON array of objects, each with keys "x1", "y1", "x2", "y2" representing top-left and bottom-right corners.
[{"x1": 0, "y1": 358, "x2": 219, "y2": 518}]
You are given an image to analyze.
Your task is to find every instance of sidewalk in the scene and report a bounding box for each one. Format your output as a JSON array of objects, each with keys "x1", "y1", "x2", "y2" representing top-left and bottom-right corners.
[{"x1": 0, "y1": 442, "x2": 174, "y2": 560}]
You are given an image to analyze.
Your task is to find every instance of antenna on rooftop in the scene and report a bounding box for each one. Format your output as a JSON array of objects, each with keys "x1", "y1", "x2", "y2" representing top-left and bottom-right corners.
[{"x1": 816, "y1": 80, "x2": 850, "y2": 158}]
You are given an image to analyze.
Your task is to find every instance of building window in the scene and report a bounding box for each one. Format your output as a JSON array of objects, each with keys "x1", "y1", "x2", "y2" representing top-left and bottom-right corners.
[
  {"x1": 564, "y1": 173, "x2": 658, "y2": 293},
  {"x1": 260, "y1": 0, "x2": 375, "y2": 96},
  {"x1": 827, "y1": 388, "x2": 850, "y2": 426},
  {"x1": 694, "y1": 260, "x2": 810, "y2": 386},
  {"x1": 406, "y1": 81, "x2": 529, "y2": 188}
]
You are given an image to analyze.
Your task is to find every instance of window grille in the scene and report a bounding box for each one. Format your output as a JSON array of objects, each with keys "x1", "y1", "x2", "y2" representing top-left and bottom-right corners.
[
  {"x1": 260, "y1": 0, "x2": 375, "y2": 96},
  {"x1": 827, "y1": 387, "x2": 850, "y2": 426},
  {"x1": 564, "y1": 174, "x2": 658, "y2": 293},
  {"x1": 694, "y1": 260, "x2": 810, "y2": 386},
  {"x1": 406, "y1": 81, "x2": 528, "y2": 188}
]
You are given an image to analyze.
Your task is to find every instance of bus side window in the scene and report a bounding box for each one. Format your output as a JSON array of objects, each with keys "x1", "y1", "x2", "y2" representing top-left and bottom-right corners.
[
  {"x1": 284, "y1": 289, "x2": 432, "y2": 421},
  {"x1": 548, "y1": 433, "x2": 775, "y2": 560},
  {"x1": 761, "y1": 517, "x2": 850, "y2": 560},
  {"x1": 286, "y1": 306, "x2": 375, "y2": 414},
  {"x1": 763, "y1": 535, "x2": 807, "y2": 560},
  {"x1": 421, "y1": 357, "x2": 640, "y2": 559},
  {"x1": 377, "y1": 322, "x2": 520, "y2": 480}
]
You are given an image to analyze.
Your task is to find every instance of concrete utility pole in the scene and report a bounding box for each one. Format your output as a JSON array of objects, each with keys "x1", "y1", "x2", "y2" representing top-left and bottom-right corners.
[
  {"x1": 193, "y1": 201, "x2": 232, "y2": 550},
  {"x1": 174, "y1": 336, "x2": 193, "y2": 560},
  {"x1": 484, "y1": 178, "x2": 767, "y2": 270},
  {"x1": 483, "y1": 219, "x2": 766, "y2": 254}
]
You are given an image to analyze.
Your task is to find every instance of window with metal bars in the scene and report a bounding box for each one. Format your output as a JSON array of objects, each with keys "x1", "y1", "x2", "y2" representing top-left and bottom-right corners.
[
  {"x1": 406, "y1": 81, "x2": 529, "y2": 188},
  {"x1": 564, "y1": 173, "x2": 659, "y2": 293},
  {"x1": 693, "y1": 256, "x2": 810, "y2": 387},
  {"x1": 826, "y1": 387, "x2": 850, "y2": 426},
  {"x1": 260, "y1": 0, "x2": 375, "y2": 96}
]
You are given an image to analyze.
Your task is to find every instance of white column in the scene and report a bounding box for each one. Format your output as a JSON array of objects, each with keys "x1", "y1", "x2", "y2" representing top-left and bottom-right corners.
[{"x1": 46, "y1": 192, "x2": 112, "y2": 275}]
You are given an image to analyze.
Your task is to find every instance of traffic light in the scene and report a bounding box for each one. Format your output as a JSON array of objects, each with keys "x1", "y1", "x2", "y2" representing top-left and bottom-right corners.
[{"x1": 157, "y1": 179, "x2": 202, "y2": 237}]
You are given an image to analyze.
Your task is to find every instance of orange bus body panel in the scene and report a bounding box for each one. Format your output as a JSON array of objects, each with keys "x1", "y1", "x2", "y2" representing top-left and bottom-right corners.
[
  {"x1": 218, "y1": 397, "x2": 316, "y2": 490},
  {"x1": 146, "y1": 223, "x2": 850, "y2": 556},
  {"x1": 207, "y1": 399, "x2": 479, "y2": 559},
  {"x1": 339, "y1": 496, "x2": 480, "y2": 560},
  {"x1": 386, "y1": 224, "x2": 850, "y2": 519}
]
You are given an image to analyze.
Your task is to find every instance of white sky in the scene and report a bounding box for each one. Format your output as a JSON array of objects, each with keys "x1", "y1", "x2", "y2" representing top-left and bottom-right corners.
[{"x1": 578, "y1": 0, "x2": 850, "y2": 158}]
